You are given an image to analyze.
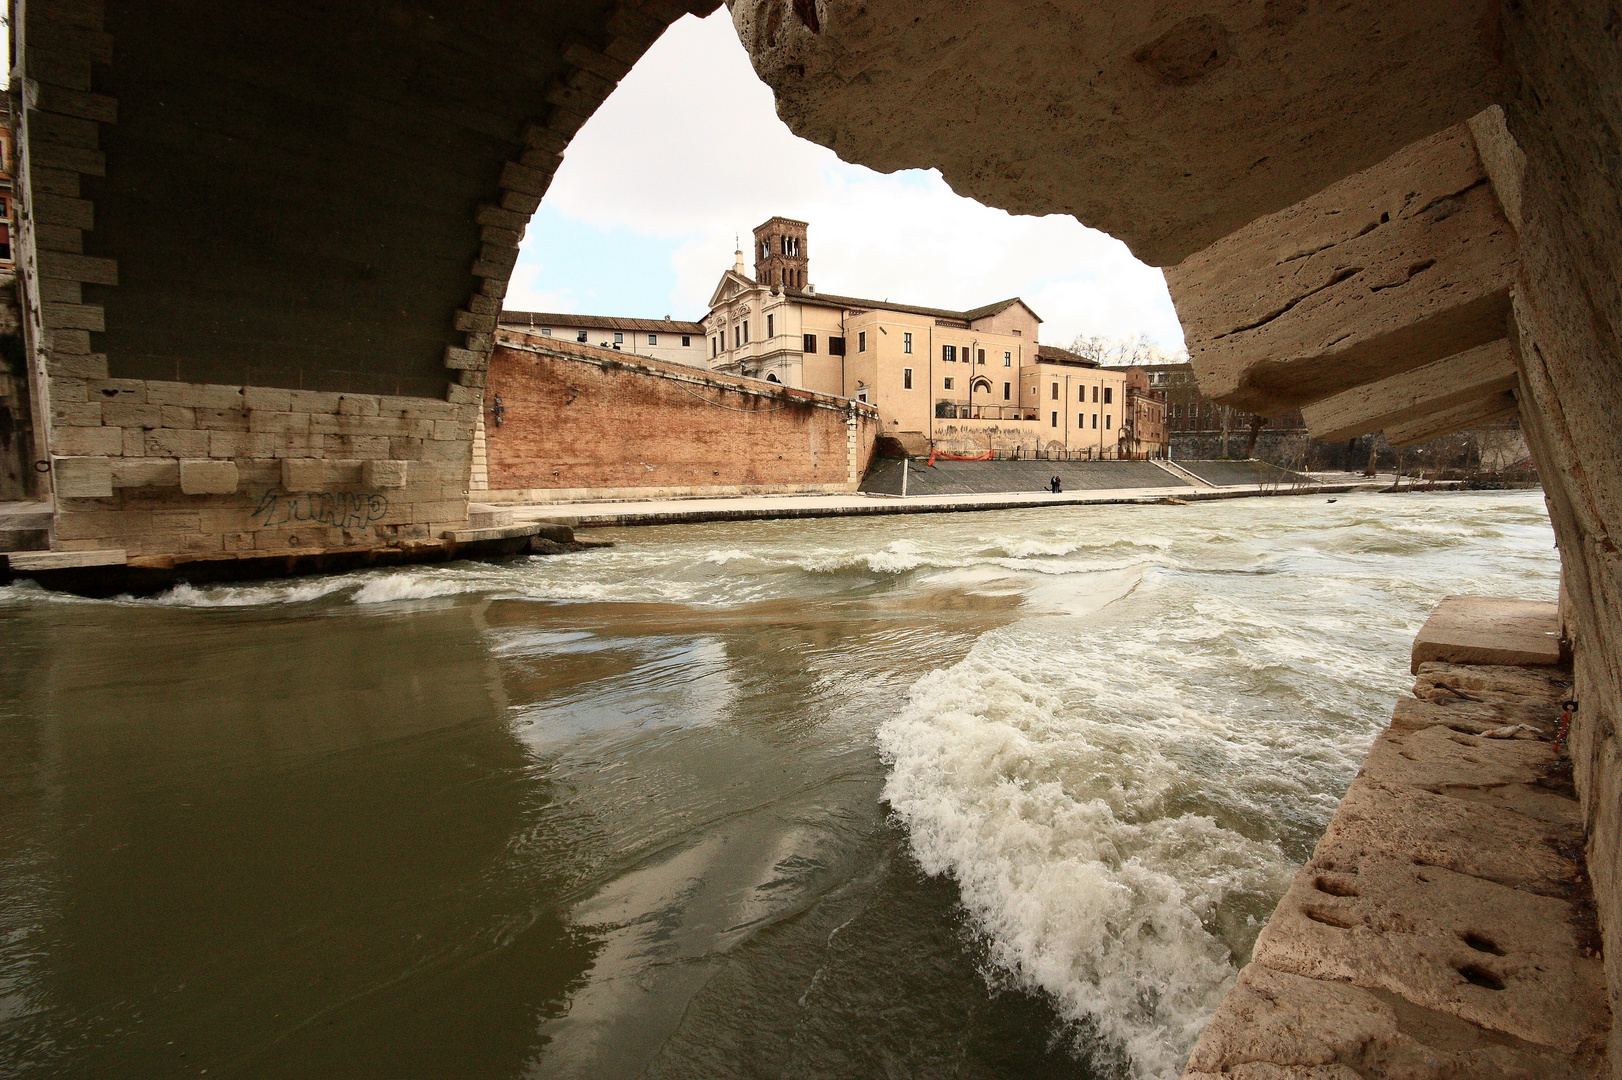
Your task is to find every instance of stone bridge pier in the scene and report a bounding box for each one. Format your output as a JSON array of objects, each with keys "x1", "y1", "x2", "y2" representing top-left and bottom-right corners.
[
  {"x1": 7, "y1": 0, "x2": 1622, "y2": 1071},
  {"x1": 11, "y1": 0, "x2": 719, "y2": 561}
]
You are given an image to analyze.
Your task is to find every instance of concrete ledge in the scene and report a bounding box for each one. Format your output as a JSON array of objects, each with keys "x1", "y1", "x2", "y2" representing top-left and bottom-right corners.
[
  {"x1": 1411, "y1": 596, "x2": 1564, "y2": 672},
  {"x1": 441, "y1": 523, "x2": 539, "y2": 543}
]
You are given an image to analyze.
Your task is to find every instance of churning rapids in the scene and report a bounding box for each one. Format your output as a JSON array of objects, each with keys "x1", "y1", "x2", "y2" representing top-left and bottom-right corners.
[{"x1": 0, "y1": 490, "x2": 1557, "y2": 1079}]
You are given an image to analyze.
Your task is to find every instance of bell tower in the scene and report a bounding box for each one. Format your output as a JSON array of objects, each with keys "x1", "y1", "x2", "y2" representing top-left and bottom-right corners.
[{"x1": 752, "y1": 216, "x2": 809, "y2": 291}]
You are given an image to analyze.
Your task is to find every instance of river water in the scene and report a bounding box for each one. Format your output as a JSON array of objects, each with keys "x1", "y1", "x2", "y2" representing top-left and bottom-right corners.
[{"x1": 0, "y1": 490, "x2": 1558, "y2": 1079}]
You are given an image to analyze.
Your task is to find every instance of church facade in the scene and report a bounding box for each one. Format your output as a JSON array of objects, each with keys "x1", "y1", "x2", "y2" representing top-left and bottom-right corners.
[{"x1": 702, "y1": 217, "x2": 1165, "y2": 458}]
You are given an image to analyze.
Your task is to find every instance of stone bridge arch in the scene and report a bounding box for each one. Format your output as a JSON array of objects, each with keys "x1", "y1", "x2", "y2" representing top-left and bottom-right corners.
[{"x1": 8, "y1": 0, "x2": 1622, "y2": 1072}]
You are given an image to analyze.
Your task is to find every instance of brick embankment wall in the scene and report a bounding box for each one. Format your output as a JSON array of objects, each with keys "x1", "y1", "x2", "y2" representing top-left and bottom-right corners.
[{"x1": 482, "y1": 335, "x2": 879, "y2": 503}]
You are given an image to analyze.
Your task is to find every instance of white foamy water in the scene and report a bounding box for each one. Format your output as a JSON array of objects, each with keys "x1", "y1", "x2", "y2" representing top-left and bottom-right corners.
[{"x1": 878, "y1": 490, "x2": 1558, "y2": 1077}]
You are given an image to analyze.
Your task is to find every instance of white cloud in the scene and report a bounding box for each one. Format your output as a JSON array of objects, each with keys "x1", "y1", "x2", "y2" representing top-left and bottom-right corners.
[{"x1": 525, "y1": 10, "x2": 1185, "y2": 351}]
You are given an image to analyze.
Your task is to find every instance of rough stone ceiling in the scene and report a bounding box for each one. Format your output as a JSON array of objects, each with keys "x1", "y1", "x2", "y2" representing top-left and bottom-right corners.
[{"x1": 731, "y1": 0, "x2": 1506, "y2": 266}]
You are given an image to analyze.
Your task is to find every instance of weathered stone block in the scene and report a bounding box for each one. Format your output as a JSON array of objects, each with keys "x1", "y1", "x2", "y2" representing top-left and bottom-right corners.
[
  {"x1": 161, "y1": 406, "x2": 198, "y2": 429},
  {"x1": 281, "y1": 458, "x2": 326, "y2": 492},
  {"x1": 179, "y1": 458, "x2": 239, "y2": 495},
  {"x1": 1251, "y1": 848, "x2": 1606, "y2": 1054},
  {"x1": 1168, "y1": 124, "x2": 1518, "y2": 411},
  {"x1": 52, "y1": 455, "x2": 112, "y2": 498},
  {"x1": 101, "y1": 401, "x2": 162, "y2": 428},
  {"x1": 52, "y1": 424, "x2": 123, "y2": 456},
  {"x1": 208, "y1": 431, "x2": 252, "y2": 458},
  {"x1": 51, "y1": 401, "x2": 102, "y2": 427},
  {"x1": 1385, "y1": 390, "x2": 1518, "y2": 447},
  {"x1": 244, "y1": 386, "x2": 292, "y2": 412},
  {"x1": 1301, "y1": 339, "x2": 1518, "y2": 442},
  {"x1": 48, "y1": 353, "x2": 108, "y2": 379},
  {"x1": 288, "y1": 389, "x2": 344, "y2": 413},
  {"x1": 1411, "y1": 596, "x2": 1563, "y2": 672},
  {"x1": 87, "y1": 379, "x2": 146, "y2": 403},
  {"x1": 49, "y1": 376, "x2": 88, "y2": 403},
  {"x1": 146, "y1": 428, "x2": 211, "y2": 457},
  {"x1": 336, "y1": 395, "x2": 379, "y2": 417},
  {"x1": 111, "y1": 458, "x2": 180, "y2": 488},
  {"x1": 249, "y1": 410, "x2": 310, "y2": 434},
  {"x1": 146, "y1": 381, "x2": 247, "y2": 410},
  {"x1": 363, "y1": 459, "x2": 409, "y2": 489}
]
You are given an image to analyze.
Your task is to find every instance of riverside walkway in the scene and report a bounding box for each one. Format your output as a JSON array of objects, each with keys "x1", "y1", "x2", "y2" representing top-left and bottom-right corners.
[{"x1": 505, "y1": 473, "x2": 1380, "y2": 529}]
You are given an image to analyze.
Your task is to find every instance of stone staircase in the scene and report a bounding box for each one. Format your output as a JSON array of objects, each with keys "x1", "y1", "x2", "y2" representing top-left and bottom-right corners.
[{"x1": 1151, "y1": 458, "x2": 1218, "y2": 488}]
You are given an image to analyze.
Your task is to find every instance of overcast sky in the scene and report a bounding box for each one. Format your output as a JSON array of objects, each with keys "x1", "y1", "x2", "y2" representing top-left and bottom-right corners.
[{"x1": 509, "y1": 10, "x2": 1186, "y2": 353}]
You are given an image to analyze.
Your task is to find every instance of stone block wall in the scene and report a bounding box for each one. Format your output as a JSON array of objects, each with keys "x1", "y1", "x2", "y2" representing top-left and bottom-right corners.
[
  {"x1": 483, "y1": 334, "x2": 878, "y2": 503},
  {"x1": 44, "y1": 360, "x2": 474, "y2": 556}
]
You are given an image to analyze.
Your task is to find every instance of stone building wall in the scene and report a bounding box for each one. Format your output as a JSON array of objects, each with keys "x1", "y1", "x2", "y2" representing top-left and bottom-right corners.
[{"x1": 483, "y1": 333, "x2": 878, "y2": 503}]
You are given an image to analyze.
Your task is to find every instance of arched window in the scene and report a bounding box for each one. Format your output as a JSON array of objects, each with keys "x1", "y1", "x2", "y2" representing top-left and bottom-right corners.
[
  {"x1": 971, "y1": 377, "x2": 992, "y2": 395},
  {"x1": 766, "y1": 373, "x2": 781, "y2": 383}
]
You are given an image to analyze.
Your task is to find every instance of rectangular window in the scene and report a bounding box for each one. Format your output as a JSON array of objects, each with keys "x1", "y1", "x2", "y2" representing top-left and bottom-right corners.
[
  {"x1": 541, "y1": 327, "x2": 552, "y2": 336},
  {"x1": 1105, "y1": 414, "x2": 1112, "y2": 429},
  {"x1": 767, "y1": 314, "x2": 774, "y2": 338},
  {"x1": 977, "y1": 349, "x2": 986, "y2": 364},
  {"x1": 682, "y1": 335, "x2": 691, "y2": 347},
  {"x1": 614, "y1": 332, "x2": 624, "y2": 344},
  {"x1": 943, "y1": 377, "x2": 955, "y2": 390},
  {"x1": 943, "y1": 344, "x2": 956, "y2": 362},
  {"x1": 1104, "y1": 387, "x2": 1113, "y2": 404},
  {"x1": 829, "y1": 336, "x2": 845, "y2": 356},
  {"x1": 1079, "y1": 413, "x2": 1085, "y2": 428},
  {"x1": 1092, "y1": 385, "x2": 1099, "y2": 403},
  {"x1": 804, "y1": 334, "x2": 818, "y2": 353},
  {"x1": 712, "y1": 336, "x2": 719, "y2": 357},
  {"x1": 577, "y1": 330, "x2": 589, "y2": 343},
  {"x1": 1051, "y1": 383, "x2": 1059, "y2": 400},
  {"x1": 1004, "y1": 351, "x2": 1012, "y2": 366},
  {"x1": 1051, "y1": 411, "x2": 1058, "y2": 427},
  {"x1": 858, "y1": 331, "x2": 867, "y2": 352},
  {"x1": 648, "y1": 333, "x2": 658, "y2": 345},
  {"x1": 903, "y1": 332, "x2": 913, "y2": 354},
  {"x1": 903, "y1": 367, "x2": 914, "y2": 390},
  {"x1": 743, "y1": 322, "x2": 750, "y2": 344},
  {"x1": 1003, "y1": 382, "x2": 1011, "y2": 400},
  {"x1": 1092, "y1": 414, "x2": 1098, "y2": 429},
  {"x1": 734, "y1": 326, "x2": 741, "y2": 349}
]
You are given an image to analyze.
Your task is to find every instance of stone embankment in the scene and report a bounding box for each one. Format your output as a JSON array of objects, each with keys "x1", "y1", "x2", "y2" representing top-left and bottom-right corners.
[{"x1": 1185, "y1": 596, "x2": 1609, "y2": 1079}]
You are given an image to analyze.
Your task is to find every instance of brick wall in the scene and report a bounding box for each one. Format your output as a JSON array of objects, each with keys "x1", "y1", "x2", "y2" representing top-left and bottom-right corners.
[
  {"x1": 484, "y1": 334, "x2": 878, "y2": 502},
  {"x1": 45, "y1": 361, "x2": 475, "y2": 556}
]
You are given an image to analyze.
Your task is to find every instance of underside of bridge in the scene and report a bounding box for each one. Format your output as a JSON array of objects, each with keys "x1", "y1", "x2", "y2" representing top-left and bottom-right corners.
[{"x1": 10, "y1": 0, "x2": 1622, "y2": 1072}]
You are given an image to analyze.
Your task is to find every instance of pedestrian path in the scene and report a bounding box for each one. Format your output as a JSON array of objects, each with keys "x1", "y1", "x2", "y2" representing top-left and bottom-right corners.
[{"x1": 506, "y1": 477, "x2": 1378, "y2": 529}]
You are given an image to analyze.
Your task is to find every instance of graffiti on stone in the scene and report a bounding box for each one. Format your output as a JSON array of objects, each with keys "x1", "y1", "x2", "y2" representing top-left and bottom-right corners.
[{"x1": 251, "y1": 490, "x2": 389, "y2": 529}]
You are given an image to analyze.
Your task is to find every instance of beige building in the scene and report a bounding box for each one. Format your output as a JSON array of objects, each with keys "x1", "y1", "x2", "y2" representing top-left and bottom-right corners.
[
  {"x1": 704, "y1": 218, "x2": 1163, "y2": 458},
  {"x1": 498, "y1": 311, "x2": 707, "y2": 367}
]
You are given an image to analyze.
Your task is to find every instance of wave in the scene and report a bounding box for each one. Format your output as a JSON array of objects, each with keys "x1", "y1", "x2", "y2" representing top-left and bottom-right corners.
[{"x1": 879, "y1": 639, "x2": 1299, "y2": 1078}]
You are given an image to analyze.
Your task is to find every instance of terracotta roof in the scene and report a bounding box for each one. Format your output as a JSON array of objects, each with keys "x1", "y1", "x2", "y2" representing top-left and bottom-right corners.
[
  {"x1": 785, "y1": 290, "x2": 1039, "y2": 325},
  {"x1": 1036, "y1": 344, "x2": 1101, "y2": 368},
  {"x1": 498, "y1": 310, "x2": 706, "y2": 334}
]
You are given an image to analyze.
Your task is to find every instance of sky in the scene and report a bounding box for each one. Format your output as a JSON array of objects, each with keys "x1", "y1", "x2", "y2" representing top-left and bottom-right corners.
[{"x1": 509, "y1": 10, "x2": 1187, "y2": 354}]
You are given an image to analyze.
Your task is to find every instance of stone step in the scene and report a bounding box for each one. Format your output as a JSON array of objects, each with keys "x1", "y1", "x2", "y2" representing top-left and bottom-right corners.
[{"x1": 466, "y1": 503, "x2": 514, "y2": 529}]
